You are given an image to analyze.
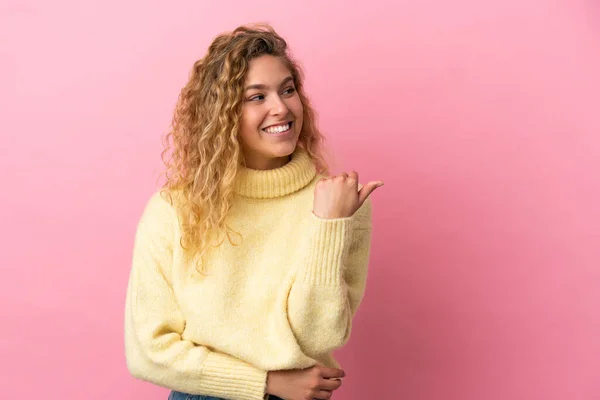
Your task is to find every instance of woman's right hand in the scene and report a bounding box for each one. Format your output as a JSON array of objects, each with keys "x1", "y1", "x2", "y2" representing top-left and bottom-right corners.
[{"x1": 265, "y1": 363, "x2": 345, "y2": 400}]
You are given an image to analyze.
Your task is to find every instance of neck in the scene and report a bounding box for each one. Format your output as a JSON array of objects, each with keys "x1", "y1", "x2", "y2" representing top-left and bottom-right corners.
[
  {"x1": 243, "y1": 154, "x2": 292, "y2": 171},
  {"x1": 234, "y1": 146, "x2": 317, "y2": 199}
]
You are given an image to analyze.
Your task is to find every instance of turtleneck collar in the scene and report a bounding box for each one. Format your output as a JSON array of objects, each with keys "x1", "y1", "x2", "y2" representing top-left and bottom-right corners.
[{"x1": 234, "y1": 146, "x2": 317, "y2": 199}]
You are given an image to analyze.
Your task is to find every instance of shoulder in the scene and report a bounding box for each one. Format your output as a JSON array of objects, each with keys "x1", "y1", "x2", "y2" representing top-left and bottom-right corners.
[
  {"x1": 137, "y1": 189, "x2": 182, "y2": 233},
  {"x1": 144, "y1": 189, "x2": 177, "y2": 214}
]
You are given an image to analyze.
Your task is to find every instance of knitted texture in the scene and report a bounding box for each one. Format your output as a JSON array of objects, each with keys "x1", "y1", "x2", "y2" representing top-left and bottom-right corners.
[{"x1": 124, "y1": 146, "x2": 373, "y2": 400}]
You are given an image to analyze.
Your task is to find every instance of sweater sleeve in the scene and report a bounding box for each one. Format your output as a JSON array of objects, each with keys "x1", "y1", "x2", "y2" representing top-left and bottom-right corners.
[
  {"x1": 287, "y1": 197, "x2": 373, "y2": 357},
  {"x1": 124, "y1": 192, "x2": 268, "y2": 400}
]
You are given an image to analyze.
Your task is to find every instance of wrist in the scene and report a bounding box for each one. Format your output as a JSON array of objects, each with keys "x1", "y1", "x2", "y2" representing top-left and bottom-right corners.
[
  {"x1": 265, "y1": 371, "x2": 281, "y2": 396},
  {"x1": 312, "y1": 209, "x2": 351, "y2": 219}
]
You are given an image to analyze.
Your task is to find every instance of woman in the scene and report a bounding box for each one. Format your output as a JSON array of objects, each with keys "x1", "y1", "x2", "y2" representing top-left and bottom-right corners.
[{"x1": 124, "y1": 23, "x2": 383, "y2": 400}]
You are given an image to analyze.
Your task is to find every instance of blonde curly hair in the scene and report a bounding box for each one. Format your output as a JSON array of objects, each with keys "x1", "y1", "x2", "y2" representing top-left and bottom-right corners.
[{"x1": 158, "y1": 23, "x2": 329, "y2": 273}]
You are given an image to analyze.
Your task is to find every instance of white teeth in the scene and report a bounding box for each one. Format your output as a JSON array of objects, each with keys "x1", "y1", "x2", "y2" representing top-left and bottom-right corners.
[{"x1": 264, "y1": 123, "x2": 290, "y2": 134}]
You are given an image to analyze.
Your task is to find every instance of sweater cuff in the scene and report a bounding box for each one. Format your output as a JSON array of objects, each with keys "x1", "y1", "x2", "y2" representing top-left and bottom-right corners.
[
  {"x1": 199, "y1": 351, "x2": 268, "y2": 400},
  {"x1": 302, "y1": 212, "x2": 355, "y2": 286}
]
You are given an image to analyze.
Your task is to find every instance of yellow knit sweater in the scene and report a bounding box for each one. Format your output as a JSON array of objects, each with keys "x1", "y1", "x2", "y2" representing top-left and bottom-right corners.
[{"x1": 124, "y1": 146, "x2": 373, "y2": 400}]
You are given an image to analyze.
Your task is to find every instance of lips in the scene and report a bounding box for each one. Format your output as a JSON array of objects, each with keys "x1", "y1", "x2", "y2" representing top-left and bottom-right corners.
[
  {"x1": 262, "y1": 121, "x2": 293, "y2": 134},
  {"x1": 262, "y1": 121, "x2": 293, "y2": 130}
]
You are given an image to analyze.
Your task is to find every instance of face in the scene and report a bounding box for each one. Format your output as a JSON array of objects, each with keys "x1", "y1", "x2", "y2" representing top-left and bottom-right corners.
[{"x1": 239, "y1": 55, "x2": 304, "y2": 170}]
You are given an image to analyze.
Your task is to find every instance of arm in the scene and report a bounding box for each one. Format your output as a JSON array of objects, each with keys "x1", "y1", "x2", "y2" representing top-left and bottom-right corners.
[
  {"x1": 124, "y1": 192, "x2": 268, "y2": 400},
  {"x1": 287, "y1": 198, "x2": 372, "y2": 356}
]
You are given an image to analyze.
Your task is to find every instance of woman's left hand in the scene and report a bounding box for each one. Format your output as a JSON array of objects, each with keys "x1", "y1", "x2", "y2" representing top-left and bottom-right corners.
[{"x1": 312, "y1": 171, "x2": 383, "y2": 219}]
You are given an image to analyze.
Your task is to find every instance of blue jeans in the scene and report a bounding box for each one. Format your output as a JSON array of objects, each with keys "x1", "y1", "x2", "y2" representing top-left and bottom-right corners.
[{"x1": 168, "y1": 391, "x2": 285, "y2": 400}]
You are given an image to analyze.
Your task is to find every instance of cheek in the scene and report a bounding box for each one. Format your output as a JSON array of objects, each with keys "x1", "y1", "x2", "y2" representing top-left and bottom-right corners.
[
  {"x1": 291, "y1": 98, "x2": 304, "y2": 121},
  {"x1": 241, "y1": 107, "x2": 264, "y2": 133},
  {"x1": 295, "y1": 104, "x2": 304, "y2": 132}
]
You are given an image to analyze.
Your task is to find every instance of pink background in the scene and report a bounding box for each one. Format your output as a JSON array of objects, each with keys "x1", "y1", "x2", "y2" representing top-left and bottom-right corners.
[{"x1": 1, "y1": 0, "x2": 599, "y2": 399}]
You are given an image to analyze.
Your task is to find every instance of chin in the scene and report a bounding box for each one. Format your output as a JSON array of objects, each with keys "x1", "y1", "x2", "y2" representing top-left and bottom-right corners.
[
  {"x1": 268, "y1": 140, "x2": 298, "y2": 157},
  {"x1": 280, "y1": 143, "x2": 297, "y2": 155}
]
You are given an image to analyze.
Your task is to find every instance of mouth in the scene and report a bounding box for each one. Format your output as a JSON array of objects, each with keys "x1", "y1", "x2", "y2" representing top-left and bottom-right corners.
[{"x1": 262, "y1": 121, "x2": 293, "y2": 135}]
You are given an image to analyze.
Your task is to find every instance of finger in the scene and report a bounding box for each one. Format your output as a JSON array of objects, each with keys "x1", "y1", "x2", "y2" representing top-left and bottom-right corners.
[
  {"x1": 357, "y1": 181, "x2": 384, "y2": 205},
  {"x1": 320, "y1": 377, "x2": 343, "y2": 391},
  {"x1": 348, "y1": 171, "x2": 359, "y2": 190},
  {"x1": 348, "y1": 170, "x2": 358, "y2": 182},
  {"x1": 319, "y1": 366, "x2": 345, "y2": 379}
]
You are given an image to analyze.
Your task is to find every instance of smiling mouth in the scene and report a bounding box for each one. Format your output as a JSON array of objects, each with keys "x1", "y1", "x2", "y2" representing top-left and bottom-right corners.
[{"x1": 262, "y1": 121, "x2": 293, "y2": 134}]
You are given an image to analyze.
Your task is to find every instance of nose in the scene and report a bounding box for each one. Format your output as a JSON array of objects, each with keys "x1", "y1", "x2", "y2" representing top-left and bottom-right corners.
[{"x1": 269, "y1": 94, "x2": 289, "y2": 116}]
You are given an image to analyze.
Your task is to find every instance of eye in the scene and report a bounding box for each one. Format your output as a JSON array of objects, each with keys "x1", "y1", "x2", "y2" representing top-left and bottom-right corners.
[
  {"x1": 283, "y1": 87, "x2": 296, "y2": 95},
  {"x1": 248, "y1": 94, "x2": 265, "y2": 102}
]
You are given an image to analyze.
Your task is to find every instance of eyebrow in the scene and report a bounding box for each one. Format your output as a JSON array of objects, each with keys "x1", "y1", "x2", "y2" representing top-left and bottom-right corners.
[{"x1": 244, "y1": 76, "x2": 294, "y2": 91}]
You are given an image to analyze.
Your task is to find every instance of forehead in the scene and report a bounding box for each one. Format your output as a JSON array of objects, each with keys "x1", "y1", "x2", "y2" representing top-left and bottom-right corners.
[{"x1": 244, "y1": 55, "x2": 291, "y2": 84}]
